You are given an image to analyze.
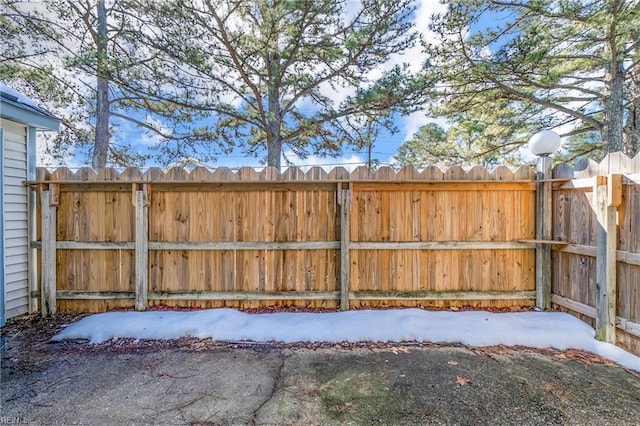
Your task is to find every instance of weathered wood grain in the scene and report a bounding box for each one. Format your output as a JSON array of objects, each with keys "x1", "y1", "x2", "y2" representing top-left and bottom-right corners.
[{"x1": 31, "y1": 163, "x2": 546, "y2": 314}]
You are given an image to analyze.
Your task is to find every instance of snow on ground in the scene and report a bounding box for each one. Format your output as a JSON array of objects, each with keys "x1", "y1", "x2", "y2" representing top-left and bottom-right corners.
[{"x1": 52, "y1": 309, "x2": 640, "y2": 371}]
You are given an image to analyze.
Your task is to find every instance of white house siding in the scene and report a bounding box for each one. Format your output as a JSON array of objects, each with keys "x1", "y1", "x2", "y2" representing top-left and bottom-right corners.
[{"x1": 1, "y1": 118, "x2": 30, "y2": 319}]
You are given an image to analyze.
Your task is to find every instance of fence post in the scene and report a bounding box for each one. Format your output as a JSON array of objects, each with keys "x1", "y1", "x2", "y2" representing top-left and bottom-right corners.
[
  {"x1": 594, "y1": 174, "x2": 620, "y2": 343},
  {"x1": 40, "y1": 185, "x2": 57, "y2": 316},
  {"x1": 339, "y1": 183, "x2": 351, "y2": 311},
  {"x1": 135, "y1": 185, "x2": 149, "y2": 311},
  {"x1": 535, "y1": 156, "x2": 552, "y2": 310},
  {"x1": 28, "y1": 186, "x2": 38, "y2": 313}
]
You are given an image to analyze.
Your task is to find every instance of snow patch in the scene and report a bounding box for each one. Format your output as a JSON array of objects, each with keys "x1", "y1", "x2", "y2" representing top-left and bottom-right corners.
[{"x1": 51, "y1": 309, "x2": 640, "y2": 371}]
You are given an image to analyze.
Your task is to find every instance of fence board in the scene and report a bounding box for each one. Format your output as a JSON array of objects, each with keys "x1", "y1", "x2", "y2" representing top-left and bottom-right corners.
[{"x1": 135, "y1": 189, "x2": 148, "y2": 310}]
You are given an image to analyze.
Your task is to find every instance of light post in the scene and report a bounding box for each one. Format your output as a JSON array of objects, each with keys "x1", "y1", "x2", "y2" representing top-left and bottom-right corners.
[{"x1": 528, "y1": 130, "x2": 561, "y2": 310}]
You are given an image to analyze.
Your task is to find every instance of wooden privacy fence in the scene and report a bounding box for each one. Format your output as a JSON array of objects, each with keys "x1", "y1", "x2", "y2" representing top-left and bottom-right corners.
[
  {"x1": 551, "y1": 153, "x2": 640, "y2": 355},
  {"x1": 31, "y1": 164, "x2": 538, "y2": 315},
  {"x1": 29, "y1": 154, "x2": 640, "y2": 356}
]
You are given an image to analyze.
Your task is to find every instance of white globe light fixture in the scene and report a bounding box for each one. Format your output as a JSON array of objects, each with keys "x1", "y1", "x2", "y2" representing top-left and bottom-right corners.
[{"x1": 528, "y1": 130, "x2": 561, "y2": 157}]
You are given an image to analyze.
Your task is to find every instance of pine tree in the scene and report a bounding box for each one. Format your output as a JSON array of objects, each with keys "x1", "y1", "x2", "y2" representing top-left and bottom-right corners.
[
  {"x1": 136, "y1": 0, "x2": 427, "y2": 169},
  {"x1": 1, "y1": 0, "x2": 197, "y2": 168},
  {"x1": 424, "y1": 0, "x2": 640, "y2": 162}
]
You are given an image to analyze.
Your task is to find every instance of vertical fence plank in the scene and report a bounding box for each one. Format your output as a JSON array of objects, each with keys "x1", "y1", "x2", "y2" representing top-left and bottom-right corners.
[
  {"x1": 604, "y1": 202, "x2": 617, "y2": 343},
  {"x1": 339, "y1": 184, "x2": 351, "y2": 311},
  {"x1": 135, "y1": 188, "x2": 149, "y2": 311},
  {"x1": 605, "y1": 174, "x2": 622, "y2": 344},
  {"x1": 28, "y1": 187, "x2": 38, "y2": 313},
  {"x1": 40, "y1": 189, "x2": 50, "y2": 316},
  {"x1": 594, "y1": 176, "x2": 608, "y2": 340},
  {"x1": 594, "y1": 175, "x2": 619, "y2": 342},
  {"x1": 536, "y1": 156, "x2": 552, "y2": 310},
  {"x1": 40, "y1": 189, "x2": 57, "y2": 316}
]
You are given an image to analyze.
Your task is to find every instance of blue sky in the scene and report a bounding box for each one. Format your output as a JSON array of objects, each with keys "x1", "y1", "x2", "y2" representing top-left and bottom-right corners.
[
  {"x1": 120, "y1": 114, "x2": 413, "y2": 170},
  {"x1": 110, "y1": 109, "x2": 410, "y2": 171}
]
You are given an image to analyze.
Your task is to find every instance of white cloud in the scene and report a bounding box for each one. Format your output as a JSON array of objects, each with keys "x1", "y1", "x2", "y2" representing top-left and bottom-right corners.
[
  {"x1": 139, "y1": 115, "x2": 170, "y2": 147},
  {"x1": 298, "y1": 0, "x2": 448, "y2": 110},
  {"x1": 36, "y1": 132, "x2": 85, "y2": 169},
  {"x1": 378, "y1": 0, "x2": 448, "y2": 75},
  {"x1": 209, "y1": 149, "x2": 367, "y2": 172},
  {"x1": 385, "y1": 1, "x2": 449, "y2": 153},
  {"x1": 401, "y1": 112, "x2": 449, "y2": 142},
  {"x1": 36, "y1": 133, "x2": 62, "y2": 168},
  {"x1": 282, "y1": 150, "x2": 366, "y2": 172}
]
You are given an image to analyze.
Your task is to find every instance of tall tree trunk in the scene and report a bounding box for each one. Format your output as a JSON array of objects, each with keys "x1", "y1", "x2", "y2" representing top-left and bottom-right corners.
[
  {"x1": 602, "y1": 59, "x2": 625, "y2": 154},
  {"x1": 625, "y1": 93, "x2": 639, "y2": 157},
  {"x1": 601, "y1": 0, "x2": 625, "y2": 154},
  {"x1": 266, "y1": 132, "x2": 282, "y2": 169},
  {"x1": 624, "y1": 31, "x2": 639, "y2": 156},
  {"x1": 92, "y1": 0, "x2": 110, "y2": 170},
  {"x1": 625, "y1": 78, "x2": 640, "y2": 156},
  {"x1": 266, "y1": 52, "x2": 282, "y2": 169}
]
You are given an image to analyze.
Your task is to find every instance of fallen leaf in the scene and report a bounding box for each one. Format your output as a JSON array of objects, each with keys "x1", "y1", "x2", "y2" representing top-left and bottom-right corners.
[
  {"x1": 455, "y1": 376, "x2": 471, "y2": 386},
  {"x1": 448, "y1": 360, "x2": 459, "y2": 366},
  {"x1": 333, "y1": 402, "x2": 354, "y2": 413},
  {"x1": 539, "y1": 382, "x2": 555, "y2": 392},
  {"x1": 540, "y1": 382, "x2": 572, "y2": 398}
]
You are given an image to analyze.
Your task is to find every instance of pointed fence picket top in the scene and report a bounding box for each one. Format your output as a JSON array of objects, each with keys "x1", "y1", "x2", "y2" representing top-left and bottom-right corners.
[
  {"x1": 33, "y1": 162, "x2": 545, "y2": 182},
  {"x1": 420, "y1": 165, "x2": 445, "y2": 180},
  {"x1": 327, "y1": 166, "x2": 350, "y2": 180},
  {"x1": 350, "y1": 165, "x2": 372, "y2": 180},
  {"x1": 121, "y1": 167, "x2": 143, "y2": 181},
  {"x1": 237, "y1": 166, "x2": 260, "y2": 181},
  {"x1": 553, "y1": 152, "x2": 640, "y2": 178},
  {"x1": 466, "y1": 166, "x2": 491, "y2": 180},
  {"x1": 395, "y1": 166, "x2": 421, "y2": 180},
  {"x1": 444, "y1": 165, "x2": 466, "y2": 180},
  {"x1": 280, "y1": 166, "x2": 305, "y2": 180},
  {"x1": 211, "y1": 167, "x2": 237, "y2": 181},
  {"x1": 513, "y1": 166, "x2": 534, "y2": 180},
  {"x1": 373, "y1": 166, "x2": 397, "y2": 180},
  {"x1": 143, "y1": 167, "x2": 165, "y2": 181},
  {"x1": 49, "y1": 167, "x2": 75, "y2": 181},
  {"x1": 188, "y1": 166, "x2": 213, "y2": 181},
  {"x1": 305, "y1": 166, "x2": 329, "y2": 181}
]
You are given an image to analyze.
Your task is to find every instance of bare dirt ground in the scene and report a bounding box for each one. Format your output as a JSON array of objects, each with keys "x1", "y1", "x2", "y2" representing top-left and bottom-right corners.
[{"x1": 2, "y1": 313, "x2": 640, "y2": 425}]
